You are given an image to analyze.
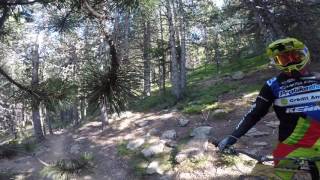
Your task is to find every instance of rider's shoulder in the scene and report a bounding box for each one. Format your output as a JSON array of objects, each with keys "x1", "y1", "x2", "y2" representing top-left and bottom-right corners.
[
  {"x1": 311, "y1": 72, "x2": 320, "y2": 79},
  {"x1": 266, "y1": 77, "x2": 278, "y2": 86}
]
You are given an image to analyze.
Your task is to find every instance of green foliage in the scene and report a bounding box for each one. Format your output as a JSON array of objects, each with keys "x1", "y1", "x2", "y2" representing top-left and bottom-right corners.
[
  {"x1": 181, "y1": 84, "x2": 236, "y2": 114},
  {"x1": 131, "y1": 54, "x2": 269, "y2": 113},
  {"x1": 130, "y1": 91, "x2": 176, "y2": 111},
  {"x1": 116, "y1": 141, "x2": 149, "y2": 176},
  {"x1": 41, "y1": 77, "x2": 77, "y2": 112},
  {"x1": 0, "y1": 139, "x2": 37, "y2": 159},
  {"x1": 188, "y1": 54, "x2": 268, "y2": 84},
  {"x1": 0, "y1": 170, "x2": 17, "y2": 180},
  {"x1": 117, "y1": 141, "x2": 135, "y2": 157},
  {"x1": 81, "y1": 49, "x2": 141, "y2": 115},
  {"x1": 40, "y1": 152, "x2": 94, "y2": 180}
]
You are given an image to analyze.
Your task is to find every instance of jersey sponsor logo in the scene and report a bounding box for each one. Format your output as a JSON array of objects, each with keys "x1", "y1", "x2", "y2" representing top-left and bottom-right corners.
[
  {"x1": 267, "y1": 77, "x2": 277, "y2": 86},
  {"x1": 275, "y1": 91, "x2": 320, "y2": 107},
  {"x1": 286, "y1": 105, "x2": 320, "y2": 113},
  {"x1": 278, "y1": 84, "x2": 320, "y2": 97}
]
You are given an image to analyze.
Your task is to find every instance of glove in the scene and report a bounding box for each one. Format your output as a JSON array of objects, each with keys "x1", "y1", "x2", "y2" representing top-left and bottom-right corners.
[{"x1": 218, "y1": 135, "x2": 238, "y2": 152}]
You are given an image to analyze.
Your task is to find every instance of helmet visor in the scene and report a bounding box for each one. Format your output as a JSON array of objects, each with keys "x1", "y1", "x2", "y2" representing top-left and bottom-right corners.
[{"x1": 273, "y1": 50, "x2": 305, "y2": 67}]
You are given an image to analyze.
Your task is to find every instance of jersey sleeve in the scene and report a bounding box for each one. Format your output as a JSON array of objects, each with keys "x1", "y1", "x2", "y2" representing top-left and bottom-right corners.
[{"x1": 231, "y1": 83, "x2": 275, "y2": 138}]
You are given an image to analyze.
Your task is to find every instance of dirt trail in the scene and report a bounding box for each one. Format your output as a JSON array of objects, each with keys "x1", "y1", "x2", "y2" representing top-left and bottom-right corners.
[{"x1": 1, "y1": 66, "x2": 306, "y2": 179}]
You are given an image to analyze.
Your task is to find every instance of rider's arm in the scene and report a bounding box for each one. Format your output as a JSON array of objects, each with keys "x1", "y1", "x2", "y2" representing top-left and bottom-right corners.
[{"x1": 231, "y1": 83, "x2": 275, "y2": 139}]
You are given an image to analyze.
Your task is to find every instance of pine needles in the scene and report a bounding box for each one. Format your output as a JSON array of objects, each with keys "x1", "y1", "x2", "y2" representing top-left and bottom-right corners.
[{"x1": 40, "y1": 152, "x2": 94, "y2": 180}]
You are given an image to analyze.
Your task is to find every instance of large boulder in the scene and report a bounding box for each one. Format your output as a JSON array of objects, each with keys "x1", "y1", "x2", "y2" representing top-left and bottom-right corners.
[
  {"x1": 126, "y1": 138, "x2": 145, "y2": 151},
  {"x1": 161, "y1": 130, "x2": 177, "y2": 140},
  {"x1": 178, "y1": 117, "x2": 190, "y2": 127},
  {"x1": 141, "y1": 141, "x2": 165, "y2": 158},
  {"x1": 190, "y1": 126, "x2": 213, "y2": 138},
  {"x1": 146, "y1": 161, "x2": 164, "y2": 175},
  {"x1": 175, "y1": 137, "x2": 209, "y2": 163}
]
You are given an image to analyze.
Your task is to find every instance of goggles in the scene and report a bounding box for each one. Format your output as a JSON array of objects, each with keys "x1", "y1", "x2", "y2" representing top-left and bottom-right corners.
[{"x1": 273, "y1": 50, "x2": 305, "y2": 67}]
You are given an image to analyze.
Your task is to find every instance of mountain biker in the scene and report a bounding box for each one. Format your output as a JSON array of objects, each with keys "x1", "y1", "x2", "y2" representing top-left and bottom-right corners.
[{"x1": 218, "y1": 37, "x2": 320, "y2": 179}]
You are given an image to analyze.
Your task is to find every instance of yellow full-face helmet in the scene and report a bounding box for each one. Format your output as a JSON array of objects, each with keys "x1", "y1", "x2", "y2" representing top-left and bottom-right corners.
[{"x1": 266, "y1": 38, "x2": 310, "y2": 72}]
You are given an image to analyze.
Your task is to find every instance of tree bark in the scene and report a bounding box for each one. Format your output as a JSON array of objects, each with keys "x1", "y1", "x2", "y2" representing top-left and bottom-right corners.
[
  {"x1": 178, "y1": 0, "x2": 187, "y2": 91},
  {"x1": 143, "y1": 19, "x2": 151, "y2": 97},
  {"x1": 159, "y1": 9, "x2": 166, "y2": 94},
  {"x1": 167, "y1": 0, "x2": 181, "y2": 100},
  {"x1": 0, "y1": 5, "x2": 9, "y2": 31},
  {"x1": 99, "y1": 97, "x2": 108, "y2": 130},
  {"x1": 46, "y1": 109, "x2": 53, "y2": 135},
  {"x1": 31, "y1": 43, "x2": 44, "y2": 141},
  {"x1": 122, "y1": 12, "x2": 130, "y2": 63}
]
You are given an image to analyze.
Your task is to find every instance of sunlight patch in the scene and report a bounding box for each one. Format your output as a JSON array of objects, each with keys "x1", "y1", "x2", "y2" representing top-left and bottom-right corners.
[{"x1": 243, "y1": 91, "x2": 259, "y2": 98}]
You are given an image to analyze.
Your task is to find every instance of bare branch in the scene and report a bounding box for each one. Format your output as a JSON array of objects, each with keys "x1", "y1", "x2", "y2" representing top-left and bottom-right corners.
[
  {"x1": 0, "y1": 67, "x2": 40, "y2": 98},
  {"x1": 83, "y1": 0, "x2": 106, "y2": 19}
]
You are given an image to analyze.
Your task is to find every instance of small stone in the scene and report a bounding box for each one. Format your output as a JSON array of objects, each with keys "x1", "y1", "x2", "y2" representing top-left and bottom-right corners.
[
  {"x1": 146, "y1": 161, "x2": 164, "y2": 175},
  {"x1": 245, "y1": 128, "x2": 270, "y2": 137},
  {"x1": 127, "y1": 138, "x2": 145, "y2": 150},
  {"x1": 135, "y1": 120, "x2": 149, "y2": 127},
  {"x1": 165, "y1": 140, "x2": 178, "y2": 148},
  {"x1": 161, "y1": 130, "x2": 177, "y2": 140},
  {"x1": 178, "y1": 117, "x2": 190, "y2": 127},
  {"x1": 175, "y1": 137, "x2": 208, "y2": 163},
  {"x1": 141, "y1": 142, "x2": 165, "y2": 158},
  {"x1": 232, "y1": 71, "x2": 245, "y2": 80},
  {"x1": 212, "y1": 109, "x2": 227, "y2": 116},
  {"x1": 70, "y1": 144, "x2": 81, "y2": 154},
  {"x1": 190, "y1": 126, "x2": 213, "y2": 138},
  {"x1": 265, "y1": 121, "x2": 279, "y2": 128},
  {"x1": 253, "y1": 142, "x2": 268, "y2": 146},
  {"x1": 175, "y1": 153, "x2": 188, "y2": 163},
  {"x1": 148, "y1": 128, "x2": 161, "y2": 136}
]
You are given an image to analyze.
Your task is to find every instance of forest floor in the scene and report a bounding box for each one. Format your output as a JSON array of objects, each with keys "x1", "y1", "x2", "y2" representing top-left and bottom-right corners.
[{"x1": 2, "y1": 63, "x2": 320, "y2": 179}]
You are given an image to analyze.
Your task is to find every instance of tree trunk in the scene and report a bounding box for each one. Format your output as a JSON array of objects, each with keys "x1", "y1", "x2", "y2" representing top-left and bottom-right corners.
[
  {"x1": 46, "y1": 109, "x2": 53, "y2": 135},
  {"x1": 113, "y1": 10, "x2": 120, "y2": 48},
  {"x1": 99, "y1": 97, "x2": 108, "y2": 130},
  {"x1": 80, "y1": 97, "x2": 86, "y2": 122},
  {"x1": 143, "y1": 19, "x2": 151, "y2": 97},
  {"x1": 167, "y1": 0, "x2": 181, "y2": 100},
  {"x1": 178, "y1": 0, "x2": 187, "y2": 91},
  {"x1": 31, "y1": 43, "x2": 44, "y2": 141},
  {"x1": 159, "y1": 8, "x2": 166, "y2": 94},
  {"x1": 40, "y1": 103, "x2": 46, "y2": 136},
  {"x1": 0, "y1": 6, "x2": 9, "y2": 31},
  {"x1": 73, "y1": 98, "x2": 80, "y2": 125},
  {"x1": 122, "y1": 12, "x2": 130, "y2": 63}
]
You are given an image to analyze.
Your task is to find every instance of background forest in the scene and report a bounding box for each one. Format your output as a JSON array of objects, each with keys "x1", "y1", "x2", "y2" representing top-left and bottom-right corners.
[{"x1": 0, "y1": 0, "x2": 320, "y2": 179}]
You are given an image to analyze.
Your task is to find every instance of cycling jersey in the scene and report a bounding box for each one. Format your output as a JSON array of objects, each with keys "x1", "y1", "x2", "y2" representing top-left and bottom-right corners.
[{"x1": 232, "y1": 72, "x2": 320, "y2": 147}]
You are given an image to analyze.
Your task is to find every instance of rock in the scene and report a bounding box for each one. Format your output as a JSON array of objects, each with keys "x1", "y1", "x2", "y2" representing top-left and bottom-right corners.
[
  {"x1": 146, "y1": 161, "x2": 164, "y2": 175},
  {"x1": 245, "y1": 128, "x2": 270, "y2": 137},
  {"x1": 253, "y1": 142, "x2": 268, "y2": 146},
  {"x1": 161, "y1": 130, "x2": 177, "y2": 140},
  {"x1": 127, "y1": 138, "x2": 145, "y2": 150},
  {"x1": 165, "y1": 140, "x2": 178, "y2": 148},
  {"x1": 147, "y1": 128, "x2": 161, "y2": 136},
  {"x1": 232, "y1": 71, "x2": 245, "y2": 80},
  {"x1": 70, "y1": 144, "x2": 81, "y2": 154},
  {"x1": 178, "y1": 117, "x2": 190, "y2": 127},
  {"x1": 243, "y1": 149, "x2": 258, "y2": 155},
  {"x1": 175, "y1": 137, "x2": 208, "y2": 163},
  {"x1": 141, "y1": 142, "x2": 165, "y2": 158},
  {"x1": 212, "y1": 109, "x2": 227, "y2": 117},
  {"x1": 265, "y1": 121, "x2": 279, "y2": 128},
  {"x1": 135, "y1": 120, "x2": 149, "y2": 127},
  {"x1": 190, "y1": 126, "x2": 213, "y2": 138}
]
